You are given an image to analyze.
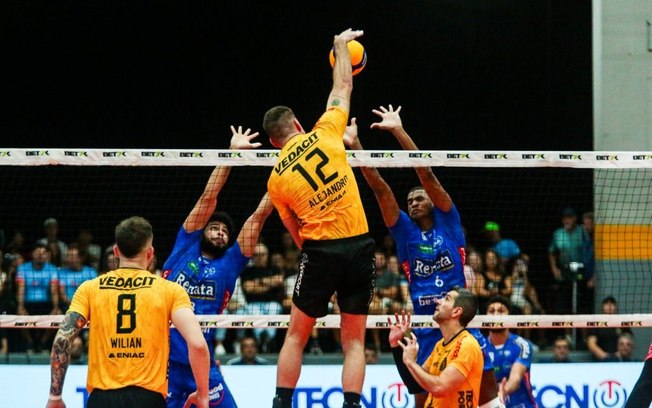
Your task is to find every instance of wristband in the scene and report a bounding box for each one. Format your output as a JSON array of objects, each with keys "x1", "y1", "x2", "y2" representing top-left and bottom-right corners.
[{"x1": 48, "y1": 394, "x2": 62, "y2": 401}]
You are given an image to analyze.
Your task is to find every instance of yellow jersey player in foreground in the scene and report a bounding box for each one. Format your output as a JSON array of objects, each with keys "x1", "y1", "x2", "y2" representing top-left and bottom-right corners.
[
  {"x1": 46, "y1": 216, "x2": 209, "y2": 408},
  {"x1": 389, "y1": 288, "x2": 483, "y2": 408},
  {"x1": 265, "y1": 28, "x2": 375, "y2": 408}
]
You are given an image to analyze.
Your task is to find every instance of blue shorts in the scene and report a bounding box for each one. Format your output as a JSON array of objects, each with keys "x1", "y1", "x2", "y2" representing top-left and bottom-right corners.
[
  {"x1": 415, "y1": 328, "x2": 493, "y2": 371},
  {"x1": 167, "y1": 360, "x2": 237, "y2": 408}
]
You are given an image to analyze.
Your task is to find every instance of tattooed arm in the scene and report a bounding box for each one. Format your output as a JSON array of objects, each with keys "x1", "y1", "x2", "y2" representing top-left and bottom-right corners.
[{"x1": 47, "y1": 311, "x2": 87, "y2": 407}]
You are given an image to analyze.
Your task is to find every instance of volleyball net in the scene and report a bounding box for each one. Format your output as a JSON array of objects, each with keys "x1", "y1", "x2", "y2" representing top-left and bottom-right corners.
[{"x1": 1, "y1": 148, "x2": 651, "y2": 332}]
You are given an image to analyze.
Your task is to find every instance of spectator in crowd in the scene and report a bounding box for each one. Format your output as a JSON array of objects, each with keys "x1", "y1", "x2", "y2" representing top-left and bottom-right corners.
[
  {"x1": 606, "y1": 333, "x2": 639, "y2": 362},
  {"x1": 241, "y1": 242, "x2": 285, "y2": 352},
  {"x1": 466, "y1": 249, "x2": 484, "y2": 297},
  {"x1": 476, "y1": 249, "x2": 512, "y2": 314},
  {"x1": 279, "y1": 231, "x2": 300, "y2": 276},
  {"x1": 220, "y1": 276, "x2": 248, "y2": 355},
  {"x1": 508, "y1": 256, "x2": 543, "y2": 316},
  {"x1": 16, "y1": 243, "x2": 60, "y2": 353},
  {"x1": 0, "y1": 251, "x2": 10, "y2": 355},
  {"x1": 226, "y1": 336, "x2": 270, "y2": 365},
  {"x1": 99, "y1": 245, "x2": 119, "y2": 275},
  {"x1": 36, "y1": 218, "x2": 68, "y2": 267},
  {"x1": 147, "y1": 254, "x2": 162, "y2": 276},
  {"x1": 58, "y1": 245, "x2": 98, "y2": 309},
  {"x1": 548, "y1": 207, "x2": 588, "y2": 316},
  {"x1": 6, "y1": 231, "x2": 30, "y2": 261},
  {"x1": 71, "y1": 228, "x2": 102, "y2": 270},
  {"x1": 579, "y1": 211, "x2": 596, "y2": 314},
  {"x1": 485, "y1": 296, "x2": 537, "y2": 408},
  {"x1": 507, "y1": 255, "x2": 544, "y2": 344},
  {"x1": 364, "y1": 343, "x2": 379, "y2": 365},
  {"x1": 380, "y1": 233, "x2": 396, "y2": 257},
  {"x1": 482, "y1": 221, "x2": 523, "y2": 266},
  {"x1": 1, "y1": 251, "x2": 19, "y2": 353},
  {"x1": 389, "y1": 255, "x2": 412, "y2": 313},
  {"x1": 586, "y1": 296, "x2": 632, "y2": 361},
  {"x1": 540, "y1": 336, "x2": 572, "y2": 363}
]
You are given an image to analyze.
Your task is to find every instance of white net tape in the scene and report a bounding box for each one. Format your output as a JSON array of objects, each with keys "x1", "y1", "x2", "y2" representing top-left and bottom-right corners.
[
  {"x1": 2, "y1": 313, "x2": 649, "y2": 329},
  {"x1": 2, "y1": 148, "x2": 652, "y2": 168}
]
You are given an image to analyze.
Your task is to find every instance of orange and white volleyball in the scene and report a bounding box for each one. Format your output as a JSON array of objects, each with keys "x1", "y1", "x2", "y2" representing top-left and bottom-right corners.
[{"x1": 329, "y1": 40, "x2": 367, "y2": 76}]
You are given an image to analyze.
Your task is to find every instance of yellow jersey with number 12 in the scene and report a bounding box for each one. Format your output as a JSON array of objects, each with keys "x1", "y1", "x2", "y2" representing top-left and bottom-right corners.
[
  {"x1": 68, "y1": 268, "x2": 192, "y2": 398},
  {"x1": 267, "y1": 106, "x2": 368, "y2": 241}
]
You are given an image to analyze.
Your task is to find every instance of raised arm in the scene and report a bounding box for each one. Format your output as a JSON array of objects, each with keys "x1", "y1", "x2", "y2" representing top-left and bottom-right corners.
[
  {"x1": 326, "y1": 28, "x2": 364, "y2": 114},
  {"x1": 237, "y1": 193, "x2": 275, "y2": 258},
  {"x1": 343, "y1": 117, "x2": 400, "y2": 227},
  {"x1": 371, "y1": 105, "x2": 453, "y2": 212},
  {"x1": 184, "y1": 126, "x2": 261, "y2": 233},
  {"x1": 47, "y1": 311, "x2": 87, "y2": 408}
]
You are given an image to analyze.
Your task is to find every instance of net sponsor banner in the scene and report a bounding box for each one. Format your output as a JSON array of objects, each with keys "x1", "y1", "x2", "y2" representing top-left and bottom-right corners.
[
  {"x1": 1, "y1": 149, "x2": 652, "y2": 168},
  {"x1": 1, "y1": 362, "x2": 642, "y2": 408}
]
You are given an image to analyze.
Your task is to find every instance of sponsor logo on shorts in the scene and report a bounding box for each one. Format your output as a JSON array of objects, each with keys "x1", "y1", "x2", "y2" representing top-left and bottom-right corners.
[
  {"x1": 209, "y1": 383, "x2": 225, "y2": 405},
  {"x1": 294, "y1": 254, "x2": 308, "y2": 297}
]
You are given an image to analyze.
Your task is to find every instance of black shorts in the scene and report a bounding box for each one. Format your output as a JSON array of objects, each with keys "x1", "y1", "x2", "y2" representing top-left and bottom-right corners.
[
  {"x1": 293, "y1": 233, "x2": 375, "y2": 318},
  {"x1": 88, "y1": 386, "x2": 165, "y2": 408}
]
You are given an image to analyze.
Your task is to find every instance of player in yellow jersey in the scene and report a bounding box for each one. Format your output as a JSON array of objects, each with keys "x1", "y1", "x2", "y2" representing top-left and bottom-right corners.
[
  {"x1": 264, "y1": 28, "x2": 375, "y2": 408},
  {"x1": 389, "y1": 288, "x2": 483, "y2": 408},
  {"x1": 46, "y1": 216, "x2": 209, "y2": 408}
]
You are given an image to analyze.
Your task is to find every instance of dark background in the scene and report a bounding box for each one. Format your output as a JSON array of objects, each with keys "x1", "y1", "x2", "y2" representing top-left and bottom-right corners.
[{"x1": 1, "y1": 1, "x2": 593, "y2": 301}]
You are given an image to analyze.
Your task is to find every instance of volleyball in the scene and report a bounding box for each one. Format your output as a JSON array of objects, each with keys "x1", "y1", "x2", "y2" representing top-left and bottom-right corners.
[{"x1": 329, "y1": 40, "x2": 367, "y2": 76}]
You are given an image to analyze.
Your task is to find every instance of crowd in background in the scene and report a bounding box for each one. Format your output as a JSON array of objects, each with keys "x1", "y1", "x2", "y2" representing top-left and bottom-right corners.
[{"x1": 0, "y1": 207, "x2": 640, "y2": 364}]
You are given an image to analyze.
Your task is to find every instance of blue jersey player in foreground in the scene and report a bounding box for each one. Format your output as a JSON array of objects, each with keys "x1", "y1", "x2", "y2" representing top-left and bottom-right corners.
[
  {"x1": 485, "y1": 296, "x2": 537, "y2": 408},
  {"x1": 344, "y1": 105, "x2": 503, "y2": 408},
  {"x1": 163, "y1": 127, "x2": 274, "y2": 408}
]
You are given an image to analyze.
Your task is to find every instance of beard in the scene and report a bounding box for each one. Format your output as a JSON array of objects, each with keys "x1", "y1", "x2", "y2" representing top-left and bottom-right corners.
[{"x1": 200, "y1": 236, "x2": 228, "y2": 259}]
